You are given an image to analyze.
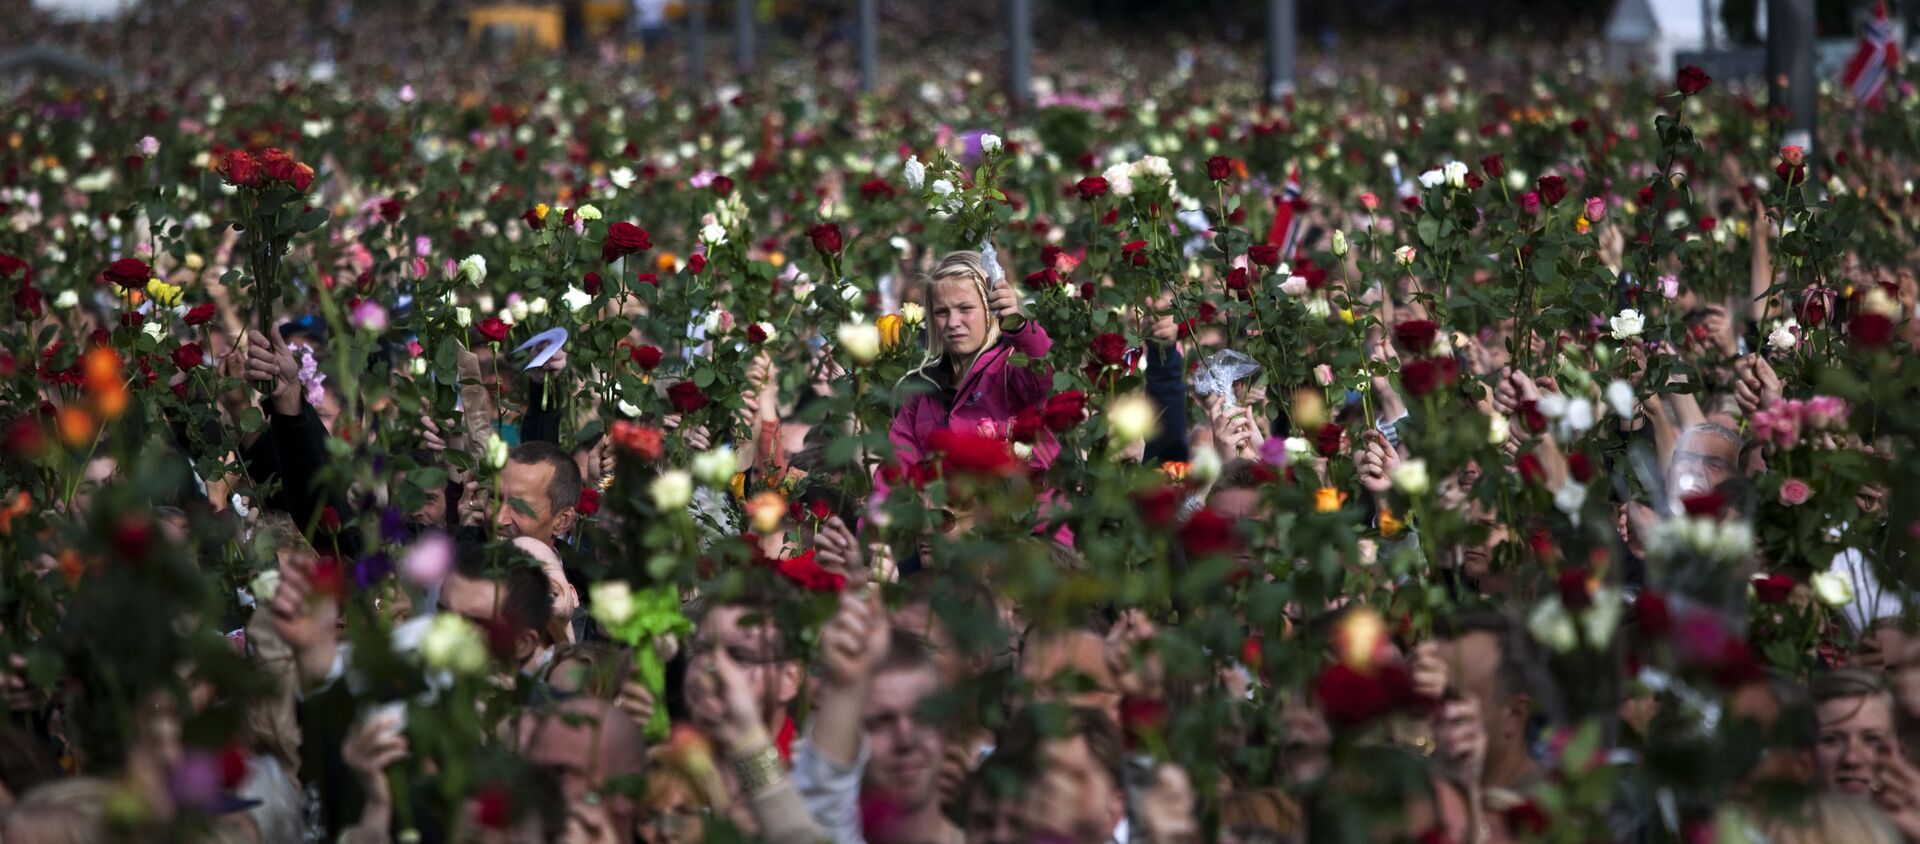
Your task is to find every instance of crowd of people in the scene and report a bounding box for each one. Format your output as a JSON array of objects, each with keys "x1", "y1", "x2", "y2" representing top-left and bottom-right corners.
[{"x1": 2, "y1": 3, "x2": 1920, "y2": 843}]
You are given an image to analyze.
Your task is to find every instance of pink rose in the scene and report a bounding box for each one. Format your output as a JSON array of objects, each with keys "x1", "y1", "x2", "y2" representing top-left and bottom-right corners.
[
  {"x1": 1584, "y1": 196, "x2": 1607, "y2": 222},
  {"x1": 1779, "y1": 478, "x2": 1812, "y2": 506}
]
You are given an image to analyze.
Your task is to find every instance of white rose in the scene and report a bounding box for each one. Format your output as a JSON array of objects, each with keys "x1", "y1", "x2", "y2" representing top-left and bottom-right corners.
[
  {"x1": 458, "y1": 254, "x2": 487, "y2": 284},
  {"x1": 1390, "y1": 458, "x2": 1430, "y2": 495},
  {"x1": 1811, "y1": 570, "x2": 1855, "y2": 608},
  {"x1": 690, "y1": 447, "x2": 739, "y2": 487},
  {"x1": 1527, "y1": 599, "x2": 1579, "y2": 654},
  {"x1": 649, "y1": 470, "x2": 694, "y2": 510},
  {"x1": 453, "y1": 306, "x2": 472, "y2": 327},
  {"x1": 1330, "y1": 230, "x2": 1349, "y2": 257},
  {"x1": 1278, "y1": 275, "x2": 1309, "y2": 296},
  {"x1": 902, "y1": 155, "x2": 926, "y2": 190},
  {"x1": 561, "y1": 286, "x2": 593, "y2": 313},
  {"x1": 1487, "y1": 413, "x2": 1510, "y2": 444},
  {"x1": 609, "y1": 167, "x2": 636, "y2": 189},
  {"x1": 1135, "y1": 155, "x2": 1172, "y2": 179},
  {"x1": 901, "y1": 302, "x2": 925, "y2": 325},
  {"x1": 980, "y1": 133, "x2": 1003, "y2": 153},
  {"x1": 508, "y1": 300, "x2": 529, "y2": 322},
  {"x1": 1605, "y1": 380, "x2": 1635, "y2": 420},
  {"x1": 753, "y1": 321, "x2": 776, "y2": 342},
  {"x1": 1581, "y1": 587, "x2": 1624, "y2": 648},
  {"x1": 701, "y1": 223, "x2": 728, "y2": 245},
  {"x1": 1417, "y1": 168, "x2": 1446, "y2": 189},
  {"x1": 249, "y1": 569, "x2": 282, "y2": 604},
  {"x1": 1768, "y1": 320, "x2": 1799, "y2": 352},
  {"x1": 576, "y1": 204, "x2": 602, "y2": 221},
  {"x1": 484, "y1": 433, "x2": 510, "y2": 470},
  {"x1": 1102, "y1": 162, "x2": 1134, "y2": 197},
  {"x1": 421, "y1": 614, "x2": 488, "y2": 676},
  {"x1": 1563, "y1": 397, "x2": 1594, "y2": 434},
  {"x1": 409, "y1": 357, "x2": 428, "y2": 377},
  {"x1": 588, "y1": 581, "x2": 636, "y2": 629},
  {"x1": 929, "y1": 179, "x2": 955, "y2": 198},
  {"x1": 1107, "y1": 393, "x2": 1156, "y2": 443},
  {"x1": 1609, "y1": 308, "x2": 1645, "y2": 340},
  {"x1": 1188, "y1": 445, "x2": 1223, "y2": 484},
  {"x1": 1283, "y1": 437, "x2": 1314, "y2": 461},
  {"x1": 528, "y1": 296, "x2": 549, "y2": 316},
  {"x1": 1443, "y1": 160, "x2": 1468, "y2": 189},
  {"x1": 837, "y1": 322, "x2": 881, "y2": 363},
  {"x1": 617, "y1": 399, "x2": 641, "y2": 418},
  {"x1": 53, "y1": 290, "x2": 78, "y2": 309},
  {"x1": 1554, "y1": 482, "x2": 1588, "y2": 521}
]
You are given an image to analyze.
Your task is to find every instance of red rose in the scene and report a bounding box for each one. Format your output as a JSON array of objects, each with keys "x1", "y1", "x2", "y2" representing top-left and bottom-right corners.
[
  {"x1": 1503, "y1": 801, "x2": 1549, "y2": 836},
  {"x1": 319, "y1": 505, "x2": 342, "y2": 534},
  {"x1": 218, "y1": 149, "x2": 262, "y2": 188},
  {"x1": 260, "y1": 148, "x2": 296, "y2": 183},
  {"x1": 291, "y1": 162, "x2": 315, "y2": 192},
  {"x1": 1206, "y1": 155, "x2": 1232, "y2": 181},
  {"x1": 601, "y1": 221, "x2": 653, "y2": 263},
  {"x1": 1023, "y1": 268, "x2": 1062, "y2": 290},
  {"x1": 1634, "y1": 590, "x2": 1671, "y2": 637},
  {"x1": 2, "y1": 417, "x2": 47, "y2": 459},
  {"x1": 687, "y1": 254, "x2": 707, "y2": 275},
  {"x1": 747, "y1": 323, "x2": 769, "y2": 344},
  {"x1": 1075, "y1": 176, "x2": 1110, "y2": 200},
  {"x1": 1391, "y1": 319, "x2": 1439, "y2": 354},
  {"x1": 521, "y1": 207, "x2": 545, "y2": 230},
  {"x1": 1247, "y1": 244, "x2": 1280, "y2": 268},
  {"x1": 171, "y1": 342, "x2": 204, "y2": 370},
  {"x1": 475, "y1": 317, "x2": 511, "y2": 343},
  {"x1": 1752, "y1": 573, "x2": 1795, "y2": 604},
  {"x1": 609, "y1": 421, "x2": 664, "y2": 460},
  {"x1": 1566, "y1": 452, "x2": 1594, "y2": 483},
  {"x1": 629, "y1": 344, "x2": 663, "y2": 370},
  {"x1": 103, "y1": 258, "x2": 151, "y2": 289},
  {"x1": 582, "y1": 271, "x2": 602, "y2": 296},
  {"x1": 1676, "y1": 64, "x2": 1711, "y2": 95},
  {"x1": 111, "y1": 516, "x2": 152, "y2": 560},
  {"x1": 1091, "y1": 332, "x2": 1130, "y2": 366},
  {"x1": 1557, "y1": 567, "x2": 1593, "y2": 611},
  {"x1": 667, "y1": 381, "x2": 710, "y2": 414},
  {"x1": 183, "y1": 304, "x2": 217, "y2": 325},
  {"x1": 1680, "y1": 490, "x2": 1727, "y2": 517},
  {"x1": 1225, "y1": 267, "x2": 1251, "y2": 299},
  {"x1": 1800, "y1": 295, "x2": 1827, "y2": 326},
  {"x1": 1852, "y1": 312, "x2": 1893, "y2": 347},
  {"x1": 1315, "y1": 423, "x2": 1343, "y2": 457},
  {"x1": 711, "y1": 175, "x2": 734, "y2": 196},
  {"x1": 0, "y1": 254, "x2": 32, "y2": 283},
  {"x1": 1515, "y1": 453, "x2": 1545, "y2": 487},
  {"x1": 475, "y1": 784, "x2": 512, "y2": 830},
  {"x1": 859, "y1": 177, "x2": 898, "y2": 201},
  {"x1": 635, "y1": 272, "x2": 659, "y2": 286},
  {"x1": 1775, "y1": 161, "x2": 1806, "y2": 186},
  {"x1": 1120, "y1": 240, "x2": 1149, "y2": 268},
  {"x1": 927, "y1": 429, "x2": 1021, "y2": 478},
  {"x1": 807, "y1": 222, "x2": 843, "y2": 255},
  {"x1": 1011, "y1": 407, "x2": 1046, "y2": 444},
  {"x1": 1480, "y1": 154, "x2": 1505, "y2": 180},
  {"x1": 775, "y1": 550, "x2": 847, "y2": 592},
  {"x1": 1178, "y1": 508, "x2": 1241, "y2": 557},
  {"x1": 1041, "y1": 390, "x2": 1088, "y2": 433},
  {"x1": 1536, "y1": 175, "x2": 1568, "y2": 207},
  {"x1": 1569, "y1": 117, "x2": 1590, "y2": 137},
  {"x1": 378, "y1": 198, "x2": 403, "y2": 223},
  {"x1": 1313, "y1": 660, "x2": 1418, "y2": 728},
  {"x1": 1399, "y1": 358, "x2": 1444, "y2": 398},
  {"x1": 13, "y1": 286, "x2": 41, "y2": 319},
  {"x1": 1133, "y1": 486, "x2": 1183, "y2": 527},
  {"x1": 576, "y1": 487, "x2": 601, "y2": 516}
]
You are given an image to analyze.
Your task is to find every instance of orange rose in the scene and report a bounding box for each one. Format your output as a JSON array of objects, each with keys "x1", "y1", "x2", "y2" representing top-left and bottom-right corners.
[{"x1": 876, "y1": 313, "x2": 905, "y2": 352}]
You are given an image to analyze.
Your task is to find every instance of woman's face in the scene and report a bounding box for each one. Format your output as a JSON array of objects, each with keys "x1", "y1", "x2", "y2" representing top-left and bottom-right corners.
[
  {"x1": 637, "y1": 778, "x2": 706, "y2": 844},
  {"x1": 929, "y1": 280, "x2": 988, "y2": 359}
]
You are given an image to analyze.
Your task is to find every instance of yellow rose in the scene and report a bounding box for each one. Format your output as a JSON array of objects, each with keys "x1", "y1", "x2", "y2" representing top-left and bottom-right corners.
[
  {"x1": 534, "y1": 202, "x2": 550, "y2": 221},
  {"x1": 746, "y1": 491, "x2": 786, "y2": 535},
  {"x1": 1378, "y1": 507, "x2": 1405, "y2": 538},
  {"x1": 1313, "y1": 487, "x2": 1347, "y2": 513},
  {"x1": 876, "y1": 314, "x2": 905, "y2": 352}
]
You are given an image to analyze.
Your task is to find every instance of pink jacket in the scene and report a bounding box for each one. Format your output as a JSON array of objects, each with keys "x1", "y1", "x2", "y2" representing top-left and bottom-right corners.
[{"x1": 889, "y1": 321, "x2": 1055, "y2": 470}]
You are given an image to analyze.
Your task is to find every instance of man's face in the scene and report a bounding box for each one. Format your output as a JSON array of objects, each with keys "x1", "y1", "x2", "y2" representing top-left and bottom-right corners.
[
  {"x1": 863, "y1": 667, "x2": 944, "y2": 811},
  {"x1": 518, "y1": 714, "x2": 638, "y2": 838},
  {"x1": 963, "y1": 792, "x2": 1025, "y2": 844},
  {"x1": 1815, "y1": 693, "x2": 1895, "y2": 795},
  {"x1": 1437, "y1": 631, "x2": 1517, "y2": 764},
  {"x1": 438, "y1": 572, "x2": 501, "y2": 630},
  {"x1": 399, "y1": 471, "x2": 448, "y2": 527},
  {"x1": 1018, "y1": 630, "x2": 1120, "y2": 723},
  {"x1": 1669, "y1": 430, "x2": 1739, "y2": 502},
  {"x1": 1031, "y1": 735, "x2": 1124, "y2": 844},
  {"x1": 495, "y1": 459, "x2": 557, "y2": 541}
]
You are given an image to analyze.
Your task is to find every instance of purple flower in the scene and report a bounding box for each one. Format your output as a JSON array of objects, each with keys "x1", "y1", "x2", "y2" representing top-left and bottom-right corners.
[
  {"x1": 168, "y1": 751, "x2": 225, "y2": 814},
  {"x1": 379, "y1": 507, "x2": 408, "y2": 544},
  {"x1": 1259, "y1": 436, "x2": 1290, "y2": 468},
  {"x1": 353, "y1": 552, "x2": 393, "y2": 590}
]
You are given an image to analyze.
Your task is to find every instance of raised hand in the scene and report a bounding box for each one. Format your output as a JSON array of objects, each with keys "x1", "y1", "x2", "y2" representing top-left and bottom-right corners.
[
  {"x1": 268, "y1": 554, "x2": 341, "y2": 690},
  {"x1": 1356, "y1": 430, "x2": 1399, "y2": 496},
  {"x1": 1409, "y1": 640, "x2": 1448, "y2": 701},
  {"x1": 458, "y1": 480, "x2": 489, "y2": 528},
  {"x1": 244, "y1": 328, "x2": 302, "y2": 417},
  {"x1": 1203, "y1": 394, "x2": 1265, "y2": 461},
  {"x1": 812, "y1": 517, "x2": 865, "y2": 587},
  {"x1": 1433, "y1": 696, "x2": 1487, "y2": 788},
  {"x1": 1732, "y1": 355, "x2": 1782, "y2": 417},
  {"x1": 818, "y1": 589, "x2": 888, "y2": 690},
  {"x1": 1105, "y1": 609, "x2": 1166, "y2": 701},
  {"x1": 341, "y1": 709, "x2": 410, "y2": 831},
  {"x1": 987, "y1": 283, "x2": 1024, "y2": 322}
]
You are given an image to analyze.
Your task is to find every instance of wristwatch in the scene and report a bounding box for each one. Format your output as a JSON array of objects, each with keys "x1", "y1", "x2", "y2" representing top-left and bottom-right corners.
[{"x1": 731, "y1": 743, "x2": 784, "y2": 794}]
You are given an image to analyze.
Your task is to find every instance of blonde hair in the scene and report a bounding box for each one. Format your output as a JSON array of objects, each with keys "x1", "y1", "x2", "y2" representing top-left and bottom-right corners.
[
  {"x1": 0, "y1": 778, "x2": 113, "y2": 844},
  {"x1": 1765, "y1": 793, "x2": 1900, "y2": 844},
  {"x1": 906, "y1": 251, "x2": 1002, "y2": 387}
]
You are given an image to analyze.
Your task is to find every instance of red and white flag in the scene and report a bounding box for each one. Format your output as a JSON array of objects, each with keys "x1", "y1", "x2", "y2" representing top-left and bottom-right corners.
[
  {"x1": 1265, "y1": 166, "x2": 1306, "y2": 260},
  {"x1": 1841, "y1": 2, "x2": 1901, "y2": 106}
]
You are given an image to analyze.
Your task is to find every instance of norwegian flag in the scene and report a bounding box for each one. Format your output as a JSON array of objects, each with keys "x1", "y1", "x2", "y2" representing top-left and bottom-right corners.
[
  {"x1": 1265, "y1": 166, "x2": 1306, "y2": 260},
  {"x1": 1841, "y1": 2, "x2": 1901, "y2": 106}
]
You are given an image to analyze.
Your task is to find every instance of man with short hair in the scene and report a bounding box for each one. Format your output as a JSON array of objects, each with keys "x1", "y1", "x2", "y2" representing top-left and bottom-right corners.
[
  {"x1": 516, "y1": 697, "x2": 646, "y2": 840},
  {"x1": 464, "y1": 441, "x2": 581, "y2": 549},
  {"x1": 1433, "y1": 612, "x2": 1541, "y2": 796},
  {"x1": 962, "y1": 705, "x2": 1129, "y2": 844},
  {"x1": 1667, "y1": 423, "x2": 1745, "y2": 510},
  {"x1": 438, "y1": 543, "x2": 557, "y2": 679},
  {"x1": 795, "y1": 588, "x2": 960, "y2": 844}
]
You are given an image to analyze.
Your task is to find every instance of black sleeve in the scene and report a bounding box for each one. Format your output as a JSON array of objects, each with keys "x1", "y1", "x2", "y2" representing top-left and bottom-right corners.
[
  {"x1": 1142, "y1": 343, "x2": 1190, "y2": 465},
  {"x1": 521, "y1": 376, "x2": 562, "y2": 447}
]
